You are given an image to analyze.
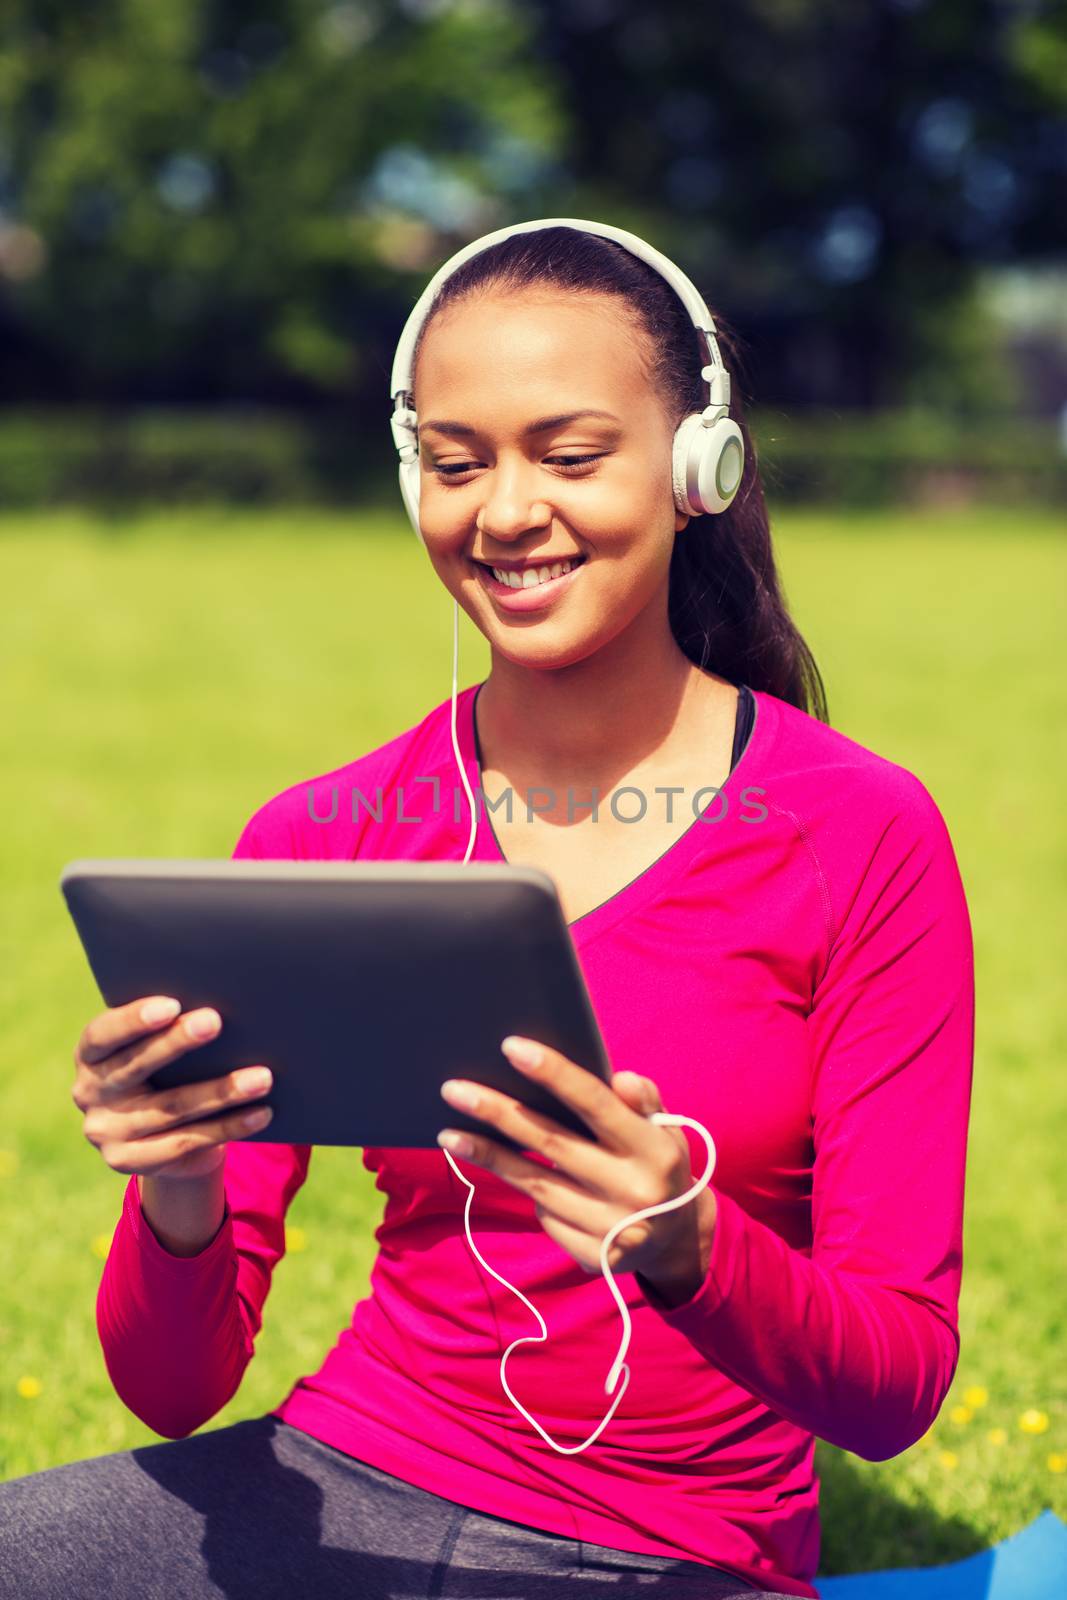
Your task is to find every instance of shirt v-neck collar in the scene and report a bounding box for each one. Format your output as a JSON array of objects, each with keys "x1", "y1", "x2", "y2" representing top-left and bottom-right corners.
[{"x1": 454, "y1": 681, "x2": 777, "y2": 947}]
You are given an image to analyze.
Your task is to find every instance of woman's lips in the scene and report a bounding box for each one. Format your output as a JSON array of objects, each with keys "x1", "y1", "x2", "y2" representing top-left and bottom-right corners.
[{"x1": 472, "y1": 559, "x2": 586, "y2": 612}]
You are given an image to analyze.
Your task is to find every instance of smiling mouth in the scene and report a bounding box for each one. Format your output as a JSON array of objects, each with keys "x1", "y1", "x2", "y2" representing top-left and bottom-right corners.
[{"x1": 472, "y1": 555, "x2": 587, "y2": 590}]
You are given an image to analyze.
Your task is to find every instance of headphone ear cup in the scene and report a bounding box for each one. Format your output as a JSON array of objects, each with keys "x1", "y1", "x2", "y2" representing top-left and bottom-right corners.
[
  {"x1": 672, "y1": 414, "x2": 745, "y2": 517},
  {"x1": 399, "y1": 458, "x2": 425, "y2": 547}
]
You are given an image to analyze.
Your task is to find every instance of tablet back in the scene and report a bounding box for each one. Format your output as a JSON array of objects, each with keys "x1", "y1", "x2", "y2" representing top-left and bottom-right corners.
[{"x1": 60, "y1": 860, "x2": 612, "y2": 1150}]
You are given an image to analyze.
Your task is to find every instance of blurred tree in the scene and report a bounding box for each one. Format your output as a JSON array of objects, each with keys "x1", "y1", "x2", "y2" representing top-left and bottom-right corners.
[
  {"x1": 0, "y1": 0, "x2": 566, "y2": 401},
  {"x1": 0, "y1": 0, "x2": 1063, "y2": 413},
  {"x1": 529, "y1": 0, "x2": 1067, "y2": 413}
]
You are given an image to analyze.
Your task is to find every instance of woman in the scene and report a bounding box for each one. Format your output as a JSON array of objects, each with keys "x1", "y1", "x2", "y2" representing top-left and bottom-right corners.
[{"x1": 2, "y1": 223, "x2": 974, "y2": 1599}]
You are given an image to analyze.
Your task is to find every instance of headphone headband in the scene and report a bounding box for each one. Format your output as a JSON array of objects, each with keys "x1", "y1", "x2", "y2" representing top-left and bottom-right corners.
[{"x1": 389, "y1": 217, "x2": 732, "y2": 466}]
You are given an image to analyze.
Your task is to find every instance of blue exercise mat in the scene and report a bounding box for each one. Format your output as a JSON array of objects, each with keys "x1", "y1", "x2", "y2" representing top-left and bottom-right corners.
[{"x1": 816, "y1": 1512, "x2": 1067, "y2": 1600}]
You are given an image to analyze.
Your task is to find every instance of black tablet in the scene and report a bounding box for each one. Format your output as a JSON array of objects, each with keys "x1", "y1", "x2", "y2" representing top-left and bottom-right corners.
[{"x1": 59, "y1": 859, "x2": 612, "y2": 1151}]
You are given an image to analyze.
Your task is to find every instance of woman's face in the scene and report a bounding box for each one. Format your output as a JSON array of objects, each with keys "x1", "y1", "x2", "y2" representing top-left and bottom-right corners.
[{"x1": 412, "y1": 288, "x2": 689, "y2": 671}]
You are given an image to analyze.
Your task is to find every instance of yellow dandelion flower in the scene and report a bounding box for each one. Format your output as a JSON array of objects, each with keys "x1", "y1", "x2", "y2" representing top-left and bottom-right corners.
[
  {"x1": 949, "y1": 1404, "x2": 974, "y2": 1425},
  {"x1": 1019, "y1": 1409, "x2": 1050, "y2": 1435},
  {"x1": 286, "y1": 1226, "x2": 307, "y2": 1253},
  {"x1": 938, "y1": 1450, "x2": 959, "y2": 1470},
  {"x1": 90, "y1": 1233, "x2": 113, "y2": 1260},
  {"x1": 987, "y1": 1427, "x2": 1008, "y2": 1446},
  {"x1": 0, "y1": 1149, "x2": 18, "y2": 1178},
  {"x1": 17, "y1": 1376, "x2": 42, "y2": 1399},
  {"x1": 963, "y1": 1385, "x2": 989, "y2": 1409},
  {"x1": 1048, "y1": 1454, "x2": 1067, "y2": 1474}
]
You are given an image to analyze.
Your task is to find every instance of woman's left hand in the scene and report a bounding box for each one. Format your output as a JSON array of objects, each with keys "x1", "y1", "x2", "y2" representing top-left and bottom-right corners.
[{"x1": 437, "y1": 1036, "x2": 716, "y2": 1302}]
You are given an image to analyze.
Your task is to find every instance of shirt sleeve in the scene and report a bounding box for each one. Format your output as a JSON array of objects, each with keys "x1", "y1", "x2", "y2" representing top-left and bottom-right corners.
[
  {"x1": 95, "y1": 810, "x2": 313, "y2": 1438},
  {"x1": 637, "y1": 776, "x2": 975, "y2": 1462}
]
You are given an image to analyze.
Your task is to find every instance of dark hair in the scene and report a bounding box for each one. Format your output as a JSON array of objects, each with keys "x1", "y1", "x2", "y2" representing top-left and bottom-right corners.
[{"x1": 410, "y1": 224, "x2": 828, "y2": 722}]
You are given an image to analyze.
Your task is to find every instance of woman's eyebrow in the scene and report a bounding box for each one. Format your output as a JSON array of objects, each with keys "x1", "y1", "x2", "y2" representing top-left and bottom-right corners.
[{"x1": 417, "y1": 409, "x2": 623, "y2": 440}]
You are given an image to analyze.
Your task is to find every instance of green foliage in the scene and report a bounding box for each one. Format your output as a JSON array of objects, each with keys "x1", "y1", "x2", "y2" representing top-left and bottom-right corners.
[
  {"x1": 0, "y1": 408, "x2": 390, "y2": 504},
  {"x1": 750, "y1": 409, "x2": 1067, "y2": 507},
  {"x1": 1007, "y1": 6, "x2": 1067, "y2": 109},
  {"x1": 1, "y1": 1, "x2": 1064, "y2": 413},
  {"x1": 0, "y1": 0, "x2": 565, "y2": 395},
  {"x1": 0, "y1": 507, "x2": 1064, "y2": 1576},
  {"x1": 0, "y1": 405, "x2": 1062, "y2": 508}
]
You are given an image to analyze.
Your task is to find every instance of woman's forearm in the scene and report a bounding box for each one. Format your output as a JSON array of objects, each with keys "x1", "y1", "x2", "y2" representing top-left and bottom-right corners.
[
  {"x1": 640, "y1": 1187, "x2": 959, "y2": 1460},
  {"x1": 99, "y1": 1173, "x2": 250, "y2": 1438},
  {"x1": 137, "y1": 1169, "x2": 227, "y2": 1257},
  {"x1": 101, "y1": 1144, "x2": 312, "y2": 1438}
]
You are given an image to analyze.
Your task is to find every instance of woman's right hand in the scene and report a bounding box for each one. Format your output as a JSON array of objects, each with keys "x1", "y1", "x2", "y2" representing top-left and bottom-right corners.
[{"x1": 72, "y1": 996, "x2": 274, "y2": 1182}]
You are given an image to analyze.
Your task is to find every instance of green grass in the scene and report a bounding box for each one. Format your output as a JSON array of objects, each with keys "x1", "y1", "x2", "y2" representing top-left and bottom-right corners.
[{"x1": 0, "y1": 504, "x2": 1064, "y2": 1576}]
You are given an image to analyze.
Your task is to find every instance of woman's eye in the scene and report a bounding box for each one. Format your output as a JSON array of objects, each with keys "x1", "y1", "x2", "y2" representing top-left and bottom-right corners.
[{"x1": 430, "y1": 454, "x2": 606, "y2": 479}]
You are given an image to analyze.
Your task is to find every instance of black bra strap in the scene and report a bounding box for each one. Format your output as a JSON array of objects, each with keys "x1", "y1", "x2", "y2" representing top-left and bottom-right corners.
[{"x1": 730, "y1": 685, "x2": 755, "y2": 773}]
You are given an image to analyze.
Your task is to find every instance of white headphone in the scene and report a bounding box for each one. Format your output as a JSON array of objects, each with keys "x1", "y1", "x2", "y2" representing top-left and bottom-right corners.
[{"x1": 388, "y1": 216, "x2": 745, "y2": 547}]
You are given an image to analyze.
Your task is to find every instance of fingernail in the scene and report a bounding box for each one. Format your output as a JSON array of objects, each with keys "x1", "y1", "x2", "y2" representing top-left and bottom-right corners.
[
  {"x1": 441, "y1": 1080, "x2": 479, "y2": 1111},
  {"x1": 501, "y1": 1036, "x2": 543, "y2": 1071},
  {"x1": 236, "y1": 1067, "x2": 272, "y2": 1093},
  {"x1": 141, "y1": 997, "x2": 181, "y2": 1025},
  {"x1": 188, "y1": 1009, "x2": 221, "y2": 1039},
  {"x1": 438, "y1": 1130, "x2": 474, "y2": 1157}
]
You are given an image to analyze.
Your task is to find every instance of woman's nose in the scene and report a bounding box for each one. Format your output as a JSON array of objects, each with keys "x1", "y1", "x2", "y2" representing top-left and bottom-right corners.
[{"x1": 477, "y1": 461, "x2": 552, "y2": 538}]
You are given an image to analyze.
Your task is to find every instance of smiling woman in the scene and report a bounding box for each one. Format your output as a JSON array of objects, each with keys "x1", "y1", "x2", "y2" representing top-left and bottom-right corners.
[
  {"x1": 406, "y1": 225, "x2": 819, "y2": 704},
  {"x1": 399, "y1": 230, "x2": 817, "y2": 927},
  {"x1": 7, "y1": 222, "x2": 973, "y2": 1600}
]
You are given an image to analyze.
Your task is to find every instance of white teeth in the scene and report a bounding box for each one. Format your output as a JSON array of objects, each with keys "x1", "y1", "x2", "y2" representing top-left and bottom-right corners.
[{"x1": 489, "y1": 558, "x2": 578, "y2": 589}]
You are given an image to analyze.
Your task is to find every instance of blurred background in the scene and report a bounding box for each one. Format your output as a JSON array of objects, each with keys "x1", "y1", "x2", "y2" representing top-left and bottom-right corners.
[
  {"x1": 1, "y1": 0, "x2": 1065, "y2": 503},
  {"x1": 1, "y1": 0, "x2": 1064, "y2": 1582}
]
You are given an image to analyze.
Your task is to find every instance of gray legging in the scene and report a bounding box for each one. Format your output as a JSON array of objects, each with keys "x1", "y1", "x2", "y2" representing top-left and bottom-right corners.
[{"x1": 0, "y1": 1414, "x2": 799, "y2": 1599}]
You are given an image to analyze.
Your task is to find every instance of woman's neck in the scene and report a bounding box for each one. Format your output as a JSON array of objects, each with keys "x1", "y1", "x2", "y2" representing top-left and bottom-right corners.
[{"x1": 475, "y1": 626, "x2": 733, "y2": 794}]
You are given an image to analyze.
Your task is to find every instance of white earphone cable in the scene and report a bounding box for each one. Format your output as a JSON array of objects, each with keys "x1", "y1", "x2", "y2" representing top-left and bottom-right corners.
[{"x1": 440, "y1": 598, "x2": 717, "y2": 1454}]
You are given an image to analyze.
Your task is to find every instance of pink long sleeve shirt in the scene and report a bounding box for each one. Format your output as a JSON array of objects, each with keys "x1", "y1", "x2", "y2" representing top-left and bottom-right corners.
[{"x1": 97, "y1": 684, "x2": 975, "y2": 1597}]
